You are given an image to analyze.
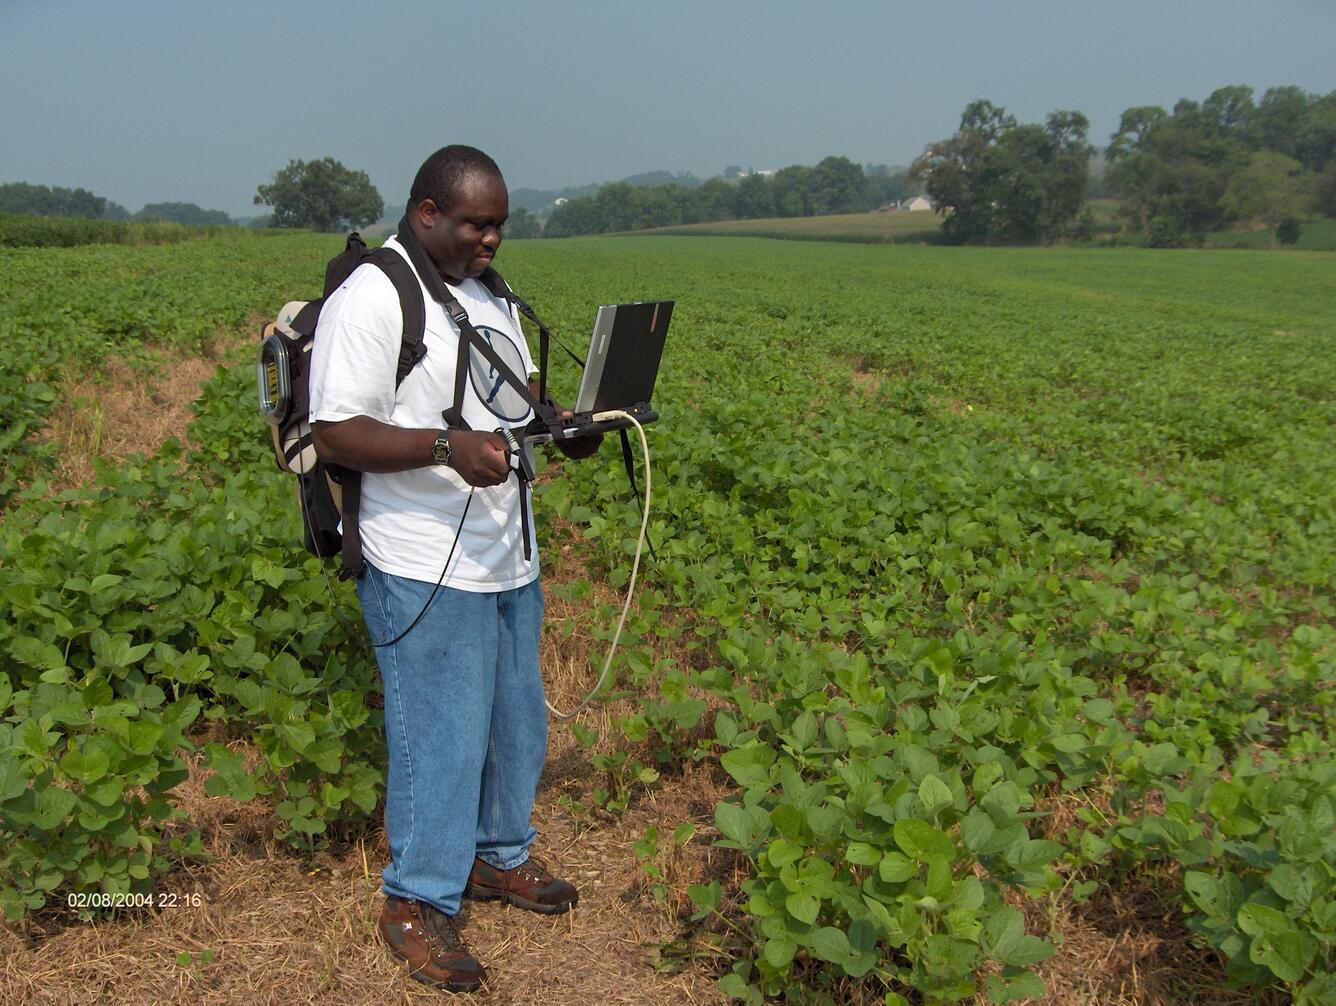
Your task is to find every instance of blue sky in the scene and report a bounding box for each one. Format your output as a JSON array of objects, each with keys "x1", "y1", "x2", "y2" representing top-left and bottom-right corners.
[{"x1": 3, "y1": 0, "x2": 1335, "y2": 218}]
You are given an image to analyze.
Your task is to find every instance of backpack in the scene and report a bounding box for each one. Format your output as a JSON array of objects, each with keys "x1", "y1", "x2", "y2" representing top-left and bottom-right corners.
[
  {"x1": 256, "y1": 233, "x2": 427, "y2": 577},
  {"x1": 256, "y1": 224, "x2": 575, "y2": 580}
]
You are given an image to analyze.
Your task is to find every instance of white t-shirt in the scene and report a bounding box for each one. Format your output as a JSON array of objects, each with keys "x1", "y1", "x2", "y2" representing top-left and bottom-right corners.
[{"x1": 308, "y1": 236, "x2": 538, "y2": 591}]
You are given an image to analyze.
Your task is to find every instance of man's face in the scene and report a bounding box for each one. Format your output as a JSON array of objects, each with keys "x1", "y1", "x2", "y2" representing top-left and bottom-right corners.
[{"x1": 419, "y1": 171, "x2": 509, "y2": 284}]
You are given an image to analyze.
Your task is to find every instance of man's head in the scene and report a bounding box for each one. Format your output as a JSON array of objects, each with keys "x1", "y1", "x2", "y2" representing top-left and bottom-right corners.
[{"x1": 408, "y1": 145, "x2": 509, "y2": 284}]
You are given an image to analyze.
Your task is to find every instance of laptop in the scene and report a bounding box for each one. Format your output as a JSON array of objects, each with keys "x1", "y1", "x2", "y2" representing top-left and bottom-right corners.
[{"x1": 527, "y1": 300, "x2": 673, "y2": 442}]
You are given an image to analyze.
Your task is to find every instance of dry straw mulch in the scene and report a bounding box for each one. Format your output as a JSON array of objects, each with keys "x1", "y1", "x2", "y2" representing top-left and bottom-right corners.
[{"x1": 34, "y1": 336, "x2": 241, "y2": 493}]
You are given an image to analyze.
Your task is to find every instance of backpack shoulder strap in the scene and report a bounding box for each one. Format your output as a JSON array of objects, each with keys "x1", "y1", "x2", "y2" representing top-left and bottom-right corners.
[
  {"x1": 365, "y1": 246, "x2": 428, "y2": 388},
  {"x1": 324, "y1": 232, "x2": 371, "y2": 295},
  {"x1": 322, "y1": 242, "x2": 428, "y2": 582}
]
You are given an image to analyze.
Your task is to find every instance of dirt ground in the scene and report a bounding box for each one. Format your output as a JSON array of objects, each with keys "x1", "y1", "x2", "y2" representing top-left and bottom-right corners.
[{"x1": 1, "y1": 348, "x2": 1278, "y2": 1006}]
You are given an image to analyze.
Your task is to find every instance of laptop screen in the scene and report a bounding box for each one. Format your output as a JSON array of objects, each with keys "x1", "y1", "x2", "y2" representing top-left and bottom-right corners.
[{"x1": 573, "y1": 300, "x2": 673, "y2": 414}]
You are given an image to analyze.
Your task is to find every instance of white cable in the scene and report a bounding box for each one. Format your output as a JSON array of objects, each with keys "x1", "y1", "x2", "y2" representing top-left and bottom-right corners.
[{"x1": 545, "y1": 411, "x2": 651, "y2": 721}]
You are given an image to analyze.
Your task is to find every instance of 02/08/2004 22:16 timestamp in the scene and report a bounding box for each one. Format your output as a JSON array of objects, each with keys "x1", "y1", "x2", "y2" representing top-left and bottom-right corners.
[{"x1": 67, "y1": 891, "x2": 204, "y2": 910}]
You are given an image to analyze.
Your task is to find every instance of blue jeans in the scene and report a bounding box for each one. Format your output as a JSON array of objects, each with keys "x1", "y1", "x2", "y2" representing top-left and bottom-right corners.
[{"x1": 358, "y1": 563, "x2": 548, "y2": 916}]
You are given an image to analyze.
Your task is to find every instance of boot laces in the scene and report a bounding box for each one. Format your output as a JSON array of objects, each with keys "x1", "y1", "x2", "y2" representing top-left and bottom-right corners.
[
  {"x1": 419, "y1": 904, "x2": 469, "y2": 958},
  {"x1": 513, "y1": 856, "x2": 550, "y2": 885}
]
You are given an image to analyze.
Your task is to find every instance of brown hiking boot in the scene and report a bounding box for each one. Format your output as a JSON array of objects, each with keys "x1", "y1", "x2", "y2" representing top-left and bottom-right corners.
[
  {"x1": 379, "y1": 895, "x2": 485, "y2": 992},
  {"x1": 464, "y1": 855, "x2": 579, "y2": 915}
]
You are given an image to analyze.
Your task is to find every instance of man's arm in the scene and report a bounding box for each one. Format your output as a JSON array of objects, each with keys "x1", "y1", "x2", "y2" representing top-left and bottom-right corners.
[{"x1": 312, "y1": 417, "x2": 510, "y2": 487}]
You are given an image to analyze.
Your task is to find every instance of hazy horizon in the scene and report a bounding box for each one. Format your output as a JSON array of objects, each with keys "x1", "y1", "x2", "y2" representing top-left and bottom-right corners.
[{"x1": 3, "y1": 0, "x2": 1335, "y2": 219}]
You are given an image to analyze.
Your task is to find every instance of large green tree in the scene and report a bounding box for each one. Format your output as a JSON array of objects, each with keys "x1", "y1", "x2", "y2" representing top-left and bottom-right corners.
[
  {"x1": 254, "y1": 157, "x2": 383, "y2": 232},
  {"x1": 808, "y1": 156, "x2": 867, "y2": 215},
  {"x1": 735, "y1": 173, "x2": 776, "y2": 219},
  {"x1": 978, "y1": 112, "x2": 1093, "y2": 242},
  {"x1": 910, "y1": 100, "x2": 1015, "y2": 241},
  {"x1": 911, "y1": 101, "x2": 1090, "y2": 242}
]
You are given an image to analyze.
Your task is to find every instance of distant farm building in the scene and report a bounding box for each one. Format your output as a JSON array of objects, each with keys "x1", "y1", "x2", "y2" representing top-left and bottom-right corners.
[{"x1": 899, "y1": 196, "x2": 932, "y2": 212}]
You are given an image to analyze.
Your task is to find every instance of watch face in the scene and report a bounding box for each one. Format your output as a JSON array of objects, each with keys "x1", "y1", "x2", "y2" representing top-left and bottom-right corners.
[{"x1": 432, "y1": 435, "x2": 451, "y2": 464}]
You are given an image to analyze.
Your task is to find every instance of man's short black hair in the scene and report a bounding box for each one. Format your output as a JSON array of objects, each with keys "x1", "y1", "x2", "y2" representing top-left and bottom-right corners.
[{"x1": 409, "y1": 145, "x2": 503, "y2": 214}]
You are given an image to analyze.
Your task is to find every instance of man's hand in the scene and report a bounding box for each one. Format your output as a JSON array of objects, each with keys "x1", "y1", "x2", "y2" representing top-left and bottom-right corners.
[
  {"x1": 537, "y1": 386, "x2": 603, "y2": 461},
  {"x1": 447, "y1": 430, "x2": 511, "y2": 487}
]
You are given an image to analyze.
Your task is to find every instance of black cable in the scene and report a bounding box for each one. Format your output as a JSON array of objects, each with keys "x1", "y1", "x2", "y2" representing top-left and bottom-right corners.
[
  {"x1": 368, "y1": 489, "x2": 474, "y2": 649},
  {"x1": 293, "y1": 438, "x2": 473, "y2": 651}
]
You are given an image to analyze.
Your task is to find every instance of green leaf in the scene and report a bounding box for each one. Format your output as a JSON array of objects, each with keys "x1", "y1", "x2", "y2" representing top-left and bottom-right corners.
[
  {"x1": 960, "y1": 808, "x2": 996, "y2": 853},
  {"x1": 1296, "y1": 974, "x2": 1336, "y2": 1006},
  {"x1": 1239, "y1": 903, "x2": 1316, "y2": 982},
  {"x1": 59, "y1": 746, "x2": 110, "y2": 784},
  {"x1": 11, "y1": 636, "x2": 65, "y2": 671},
  {"x1": 808, "y1": 926, "x2": 851, "y2": 963},
  {"x1": 848, "y1": 918, "x2": 877, "y2": 955},
  {"x1": 893, "y1": 818, "x2": 955, "y2": 862},
  {"x1": 83, "y1": 776, "x2": 125, "y2": 807},
  {"x1": 720, "y1": 743, "x2": 775, "y2": 789},
  {"x1": 715, "y1": 802, "x2": 757, "y2": 847},
  {"x1": 0, "y1": 755, "x2": 28, "y2": 802},
  {"x1": 1238, "y1": 902, "x2": 1291, "y2": 938},
  {"x1": 92, "y1": 632, "x2": 153, "y2": 670},
  {"x1": 878, "y1": 852, "x2": 918, "y2": 883},
  {"x1": 124, "y1": 720, "x2": 166, "y2": 755},
  {"x1": 918, "y1": 774, "x2": 953, "y2": 816},
  {"x1": 762, "y1": 936, "x2": 797, "y2": 968},
  {"x1": 786, "y1": 892, "x2": 819, "y2": 925},
  {"x1": 203, "y1": 743, "x2": 258, "y2": 802},
  {"x1": 1266, "y1": 864, "x2": 1314, "y2": 908},
  {"x1": 717, "y1": 973, "x2": 755, "y2": 1003},
  {"x1": 1008, "y1": 838, "x2": 1064, "y2": 871},
  {"x1": 987, "y1": 906, "x2": 1054, "y2": 967},
  {"x1": 687, "y1": 882, "x2": 721, "y2": 917},
  {"x1": 840, "y1": 842, "x2": 877, "y2": 869},
  {"x1": 981, "y1": 781, "x2": 1021, "y2": 825},
  {"x1": 1184, "y1": 870, "x2": 1243, "y2": 922},
  {"x1": 790, "y1": 711, "x2": 818, "y2": 749},
  {"x1": 31, "y1": 787, "x2": 78, "y2": 829},
  {"x1": 89, "y1": 573, "x2": 124, "y2": 593},
  {"x1": 767, "y1": 837, "x2": 802, "y2": 869},
  {"x1": 985, "y1": 968, "x2": 1047, "y2": 1003}
]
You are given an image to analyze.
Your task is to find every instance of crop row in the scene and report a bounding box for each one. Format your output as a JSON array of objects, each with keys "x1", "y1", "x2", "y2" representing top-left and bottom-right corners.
[{"x1": 0, "y1": 232, "x2": 340, "y2": 501}]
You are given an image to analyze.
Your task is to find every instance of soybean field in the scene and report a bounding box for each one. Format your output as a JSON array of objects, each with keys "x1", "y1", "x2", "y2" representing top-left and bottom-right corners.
[{"x1": 1, "y1": 231, "x2": 1333, "y2": 1004}]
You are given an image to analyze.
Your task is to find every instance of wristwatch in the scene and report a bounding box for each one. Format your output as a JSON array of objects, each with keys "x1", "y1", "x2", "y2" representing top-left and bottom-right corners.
[{"x1": 431, "y1": 430, "x2": 453, "y2": 467}]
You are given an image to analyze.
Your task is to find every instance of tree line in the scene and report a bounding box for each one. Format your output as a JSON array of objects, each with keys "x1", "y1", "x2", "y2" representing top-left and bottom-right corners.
[
  {"x1": 0, "y1": 182, "x2": 234, "y2": 227},
  {"x1": 912, "y1": 84, "x2": 1335, "y2": 245},
  {"x1": 1104, "y1": 85, "x2": 1335, "y2": 246},
  {"x1": 542, "y1": 158, "x2": 915, "y2": 237},
  {"x1": 18, "y1": 83, "x2": 1335, "y2": 245}
]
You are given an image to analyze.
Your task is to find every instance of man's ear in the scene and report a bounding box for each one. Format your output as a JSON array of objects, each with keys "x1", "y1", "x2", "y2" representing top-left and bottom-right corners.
[{"x1": 413, "y1": 198, "x2": 441, "y2": 228}]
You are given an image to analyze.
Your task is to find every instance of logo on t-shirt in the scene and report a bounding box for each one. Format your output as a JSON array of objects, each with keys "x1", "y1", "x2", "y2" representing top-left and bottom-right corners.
[{"x1": 468, "y1": 325, "x2": 531, "y2": 423}]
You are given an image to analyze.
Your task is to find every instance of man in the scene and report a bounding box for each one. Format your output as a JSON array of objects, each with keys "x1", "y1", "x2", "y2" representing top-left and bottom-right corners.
[{"x1": 309, "y1": 145, "x2": 600, "y2": 993}]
